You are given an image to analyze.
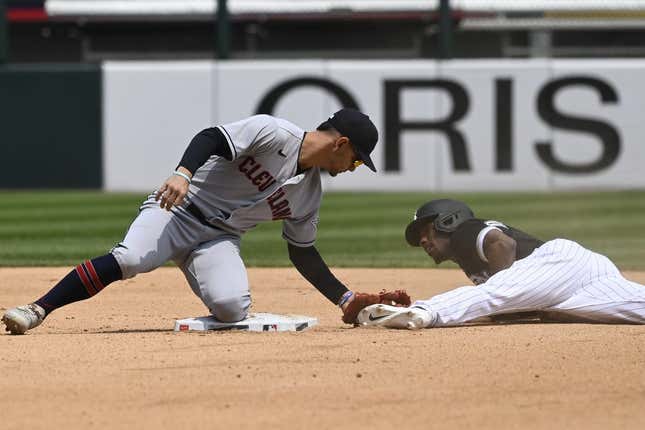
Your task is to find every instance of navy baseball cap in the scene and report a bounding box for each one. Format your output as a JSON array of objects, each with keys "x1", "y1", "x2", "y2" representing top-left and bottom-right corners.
[{"x1": 327, "y1": 108, "x2": 378, "y2": 172}]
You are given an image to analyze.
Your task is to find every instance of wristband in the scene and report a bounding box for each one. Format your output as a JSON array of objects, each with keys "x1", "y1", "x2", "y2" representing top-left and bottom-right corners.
[
  {"x1": 338, "y1": 290, "x2": 354, "y2": 307},
  {"x1": 173, "y1": 170, "x2": 192, "y2": 184}
]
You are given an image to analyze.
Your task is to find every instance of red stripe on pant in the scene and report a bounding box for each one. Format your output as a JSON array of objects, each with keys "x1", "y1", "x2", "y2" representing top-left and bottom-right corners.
[
  {"x1": 84, "y1": 260, "x2": 106, "y2": 292},
  {"x1": 76, "y1": 264, "x2": 97, "y2": 296}
]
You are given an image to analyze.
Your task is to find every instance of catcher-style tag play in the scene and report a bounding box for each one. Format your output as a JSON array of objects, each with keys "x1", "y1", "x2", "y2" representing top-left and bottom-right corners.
[{"x1": 174, "y1": 313, "x2": 318, "y2": 332}]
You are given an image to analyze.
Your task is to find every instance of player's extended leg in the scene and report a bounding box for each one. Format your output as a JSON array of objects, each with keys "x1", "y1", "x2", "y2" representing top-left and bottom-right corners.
[
  {"x1": 544, "y1": 251, "x2": 645, "y2": 323},
  {"x1": 179, "y1": 233, "x2": 251, "y2": 323},
  {"x1": 361, "y1": 239, "x2": 596, "y2": 329},
  {"x1": 410, "y1": 239, "x2": 595, "y2": 326},
  {"x1": 2, "y1": 254, "x2": 123, "y2": 334},
  {"x1": 2, "y1": 200, "x2": 204, "y2": 334}
]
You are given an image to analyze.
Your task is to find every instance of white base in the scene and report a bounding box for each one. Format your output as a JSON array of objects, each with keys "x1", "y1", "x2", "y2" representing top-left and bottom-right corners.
[{"x1": 174, "y1": 313, "x2": 318, "y2": 332}]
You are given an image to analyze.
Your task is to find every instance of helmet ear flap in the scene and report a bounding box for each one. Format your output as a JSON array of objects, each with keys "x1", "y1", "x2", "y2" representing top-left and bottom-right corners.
[
  {"x1": 434, "y1": 212, "x2": 463, "y2": 233},
  {"x1": 406, "y1": 199, "x2": 474, "y2": 245}
]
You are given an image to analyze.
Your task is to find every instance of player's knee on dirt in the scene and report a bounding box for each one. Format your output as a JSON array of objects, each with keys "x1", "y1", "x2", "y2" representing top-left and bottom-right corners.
[{"x1": 207, "y1": 294, "x2": 251, "y2": 322}]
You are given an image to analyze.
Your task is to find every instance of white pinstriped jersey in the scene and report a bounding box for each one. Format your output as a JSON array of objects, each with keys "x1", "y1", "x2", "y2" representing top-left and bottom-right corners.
[
  {"x1": 450, "y1": 219, "x2": 544, "y2": 284},
  {"x1": 185, "y1": 115, "x2": 321, "y2": 247}
]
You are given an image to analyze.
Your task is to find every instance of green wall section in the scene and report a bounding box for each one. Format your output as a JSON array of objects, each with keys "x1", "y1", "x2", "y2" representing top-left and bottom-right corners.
[{"x1": 0, "y1": 64, "x2": 102, "y2": 188}]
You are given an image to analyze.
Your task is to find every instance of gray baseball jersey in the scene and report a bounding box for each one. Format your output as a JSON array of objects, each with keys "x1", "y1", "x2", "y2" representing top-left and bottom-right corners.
[
  {"x1": 111, "y1": 114, "x2": 322, "y2": 321},
  {"x1": 187, "y1": 114, "x2": 322, "y2": 246}
]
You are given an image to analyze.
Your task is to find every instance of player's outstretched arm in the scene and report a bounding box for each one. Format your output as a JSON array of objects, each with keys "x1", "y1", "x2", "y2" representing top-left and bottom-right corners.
[
  {"x1": 286, "y1": 243, "x2": 412, "y2": 324},
  {"x1": 287, "y1": 243, "x2": 349, "y2": 304}
]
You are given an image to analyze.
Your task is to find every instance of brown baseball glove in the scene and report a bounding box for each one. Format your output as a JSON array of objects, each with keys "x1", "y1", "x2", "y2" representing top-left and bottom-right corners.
[{"x1": 342, "y1": 290, "x2": 412, "y2": 324}]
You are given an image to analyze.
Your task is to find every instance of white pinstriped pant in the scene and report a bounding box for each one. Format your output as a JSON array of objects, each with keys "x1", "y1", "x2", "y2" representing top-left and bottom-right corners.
[{"x1": 413, "y1": 239, "x2": 645, "y2": 326}]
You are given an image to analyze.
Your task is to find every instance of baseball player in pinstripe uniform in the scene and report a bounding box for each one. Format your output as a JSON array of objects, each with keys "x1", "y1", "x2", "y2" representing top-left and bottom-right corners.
[
  {"x1": 358, "y1": 199, "x2": 645, "y2": 329},
  {"x1": 3, "y1": 108, "x2": 382, "y2": 334}
]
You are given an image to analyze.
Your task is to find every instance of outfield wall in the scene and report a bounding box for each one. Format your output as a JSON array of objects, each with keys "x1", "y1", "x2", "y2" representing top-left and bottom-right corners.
[
  {"x1": 103, "y1": 59, "x2": 645, "y2": 192},
  {"x1": 2, "y1": 60, "x2": 644, "y2": 191},
  {"x1": 0, "y1": 64, "x2": 102, "y2": 189}
]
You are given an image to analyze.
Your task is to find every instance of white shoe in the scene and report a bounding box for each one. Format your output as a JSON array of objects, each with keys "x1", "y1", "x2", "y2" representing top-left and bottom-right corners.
[
  {"x1": 2, "y1": 304, "x2": 46, "y2": 335},
  {"x1": 357, "y1": 304, "x2": 435, "y2": 330}
]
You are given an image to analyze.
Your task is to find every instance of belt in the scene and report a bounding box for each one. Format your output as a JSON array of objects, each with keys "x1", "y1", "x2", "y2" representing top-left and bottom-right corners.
[
  {"x1": 186, "y1": 203, "x2": 237, "y2": 236},
  {"x1": 186, "y1": 203, "x2": 213, "y2": 228}
]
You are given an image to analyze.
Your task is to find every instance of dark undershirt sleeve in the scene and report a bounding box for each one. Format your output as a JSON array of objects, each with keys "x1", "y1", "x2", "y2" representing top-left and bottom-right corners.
[
  {"x1": 177, "y1": 127, "x2": 233, "y2": 174},
  {"x1": 287, "y1": 243, "x2": 348, "y2": 305},
  {"x1": 451, "y1": 220, "x2": 488, "y2": 262}
]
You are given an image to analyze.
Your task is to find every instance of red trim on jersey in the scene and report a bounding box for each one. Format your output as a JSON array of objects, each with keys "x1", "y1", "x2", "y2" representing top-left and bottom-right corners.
[
  {"x1": 75, "y1": 264, "x2": 97, "y2": 296},
  {"x1": 8, "y1": 8, "x2": 48, "y2": 22},
  {"x1": 84, "y1": 260, "x2": 105, "y2": 292}
]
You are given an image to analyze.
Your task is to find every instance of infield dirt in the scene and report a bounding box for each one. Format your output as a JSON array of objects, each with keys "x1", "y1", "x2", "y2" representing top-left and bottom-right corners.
[{"x1": 2, "y1": 267, "x2": 645, "y2": 430}]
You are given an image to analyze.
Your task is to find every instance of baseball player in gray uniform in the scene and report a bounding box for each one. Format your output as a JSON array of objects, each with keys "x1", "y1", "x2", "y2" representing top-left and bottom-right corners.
[
  {"x1": 3, "y1": 108, "x2": 379, "y2": 334},
  {"x1": 358, "y1": 199, "x2": 645, "y2": 329}
]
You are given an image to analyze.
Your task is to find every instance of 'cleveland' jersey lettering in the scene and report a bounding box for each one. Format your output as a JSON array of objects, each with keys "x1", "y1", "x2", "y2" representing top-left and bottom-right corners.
[
  {"x1": 267, "y1": 187, "x2": 292, "y2": 220},
  {"x1": 239, "y1": 156, "x2": 277, "y2": 192},
  {"x1": 186, "y1": 115, "x2": 320, "y2": 246}
]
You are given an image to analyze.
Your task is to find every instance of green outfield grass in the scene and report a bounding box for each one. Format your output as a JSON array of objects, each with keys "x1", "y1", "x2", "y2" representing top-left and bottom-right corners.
[{"x1": 1, "y1": 190, "x2": 644, "y2": 269}]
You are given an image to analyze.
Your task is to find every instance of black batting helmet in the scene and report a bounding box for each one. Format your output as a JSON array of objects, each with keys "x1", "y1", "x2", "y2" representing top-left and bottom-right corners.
[{"x1": 405, "y1": 199, "x2": 474, "y2": 246}]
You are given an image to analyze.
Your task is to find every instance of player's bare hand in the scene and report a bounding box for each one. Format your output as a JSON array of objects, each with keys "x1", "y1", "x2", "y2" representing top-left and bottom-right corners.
[{"x1": 155, "y1": 172, "x2": 191, "y2": 211}]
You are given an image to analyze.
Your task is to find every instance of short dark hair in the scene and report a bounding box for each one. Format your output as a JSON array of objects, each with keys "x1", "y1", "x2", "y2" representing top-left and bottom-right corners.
[{"x1": 316, "y1": 120, "x2": 337, "y2": 132}]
